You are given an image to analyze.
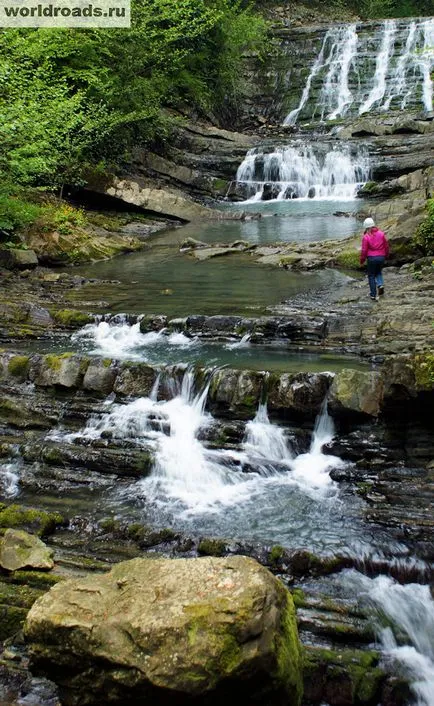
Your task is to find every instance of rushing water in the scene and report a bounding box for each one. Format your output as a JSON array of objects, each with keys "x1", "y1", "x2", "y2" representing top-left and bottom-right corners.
[
  {"x1": 233, "y1": 144, "x2": 370, "y2": 201},
  {"x1": 343, "y1": 572, "x2": 434, "y2": 706},
  {"x1": 42, "y1": 319, "x2": 367, "y2": 373},
  {"x1": 285, "y1": 17, "x2": 434, "y2": 124}
]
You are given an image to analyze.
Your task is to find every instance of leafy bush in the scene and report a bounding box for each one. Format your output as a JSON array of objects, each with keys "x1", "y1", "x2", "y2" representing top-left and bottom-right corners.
[
  {"x1": 0, "y1": 1, "x2": 266, "y2": 192},
  {"x1": 0, "y1": 193, "x2": 42, "y2": 233},
  {"x1": 414, "y1": 200, "x2": 434, "y2": 256}
]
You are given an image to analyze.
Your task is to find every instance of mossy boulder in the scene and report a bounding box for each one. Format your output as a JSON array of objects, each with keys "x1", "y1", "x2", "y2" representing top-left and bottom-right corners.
[
  {"x1": 0, "y1": 504, "x2": 64, "y2": 537},
  {"x1": 113, "y1": 361, "x2": 157, "y2": 397},
  {"x1": 328, "y1": 369, "x2": 384, "y2": 419},
  {"x1": 31, "y1": 353, "x2": 89, "y2": 388},
  {"x1": 0, "y1": 529, "x2": 54, "y2": 571},
  {"x1": 24, "y1": 556, "x2": 303, "y2": 706},
  {"x1": 50, "y1": 309, "x2": 93, "y2": 328}
]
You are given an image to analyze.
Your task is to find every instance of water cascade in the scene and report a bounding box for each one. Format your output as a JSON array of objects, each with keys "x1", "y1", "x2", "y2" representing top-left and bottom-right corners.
[
  {"x1": 59, "y1": 371, "x2": 345, "y2": 526},
  {"x1": 234, "y1": 144, "x2": 370, "y2": 201},
  {"x1": 284, "y1": 18, "x2": 434, "y2": 124},
  {"x1": 345, "y1": 572, "x2": 434, "y2": 706}
]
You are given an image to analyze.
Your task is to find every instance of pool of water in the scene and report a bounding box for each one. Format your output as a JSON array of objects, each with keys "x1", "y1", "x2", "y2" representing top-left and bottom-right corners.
[
  {"x1": 71, "y1": 247, "x2": 349, "y2": 317},
  {"x1": 207, "y1": 198, "x2": 364, "y2": 245},
  {"x1": 17, "y1": 322, "x2": 369, "y2": 373}
]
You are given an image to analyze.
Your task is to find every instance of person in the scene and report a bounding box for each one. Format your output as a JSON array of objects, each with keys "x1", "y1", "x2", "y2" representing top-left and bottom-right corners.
[{"x1": 360, "y1": 217, "x2": 389, "y2": 301}]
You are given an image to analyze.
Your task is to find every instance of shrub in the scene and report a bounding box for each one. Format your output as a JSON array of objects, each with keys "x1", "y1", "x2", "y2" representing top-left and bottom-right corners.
[{"x1": 414, "y1": 200, "x2": 434, "y2": 256}]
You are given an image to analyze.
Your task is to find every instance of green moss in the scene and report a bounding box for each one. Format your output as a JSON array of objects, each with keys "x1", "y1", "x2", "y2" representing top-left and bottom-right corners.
[
  {"x1": 44, "y1": 352, "x2": 74, "y2": 371},
  {"x1": 126, "y1": 523, "x2": 147, "y2": 542},
  {"x1": 0, "y1": 604, "x2": 28, "y2": 640},
  {"x1": 333, "y1": 250, "x2": 361, "y2": 270},
  {"x1": 7, "y1": 355, "x2": 30, "y2": 378},
  {"x1": 291, "y1": 588, "x2": 306, "y2": 608},
  {"x1": 2, "y1": 570, "x2": 62, "y2": 589},
  {"x1": 413, "y1": 351, "x2": 434, "y2": 390},
  {"x1": 273, "y1": 589, "x2": 303, "y2": 705},
  {"x1": 102, "y1": 358, "x2": 112, "y2": 368},
  {"x1": 49, "y1": 309, "x2": 92, "y2": 328},
  {"x1": 279, "y1": 255, "x2": 302, "y2": 268},
  {"x1": 269, "y1": 544, "x2": 285, "y2": 566},
  {"x1": 0, "y1": 504, "x2": 65, "y2": 536},
  {"x1": 197, "y1": 538, "x2": 226, "y2": 557},
  {"x1": 99, "y1": 518, "x2": 122, "y2": 534},
  {"x1": 0, "y1": 580, "x2": 43, "y2": 608}
]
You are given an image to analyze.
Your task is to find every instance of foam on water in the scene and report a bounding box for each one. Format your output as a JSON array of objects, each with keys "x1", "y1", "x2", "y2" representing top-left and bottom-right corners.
[
  {"x1": 71, "y1": 320, "x2": 198, "y2": 360},
  {"x1": 343, "y1": 572, "x2": 434, "y2": 706},
  {"x1": 0, "y1": 461, "x2": 20, "y2": 498}
]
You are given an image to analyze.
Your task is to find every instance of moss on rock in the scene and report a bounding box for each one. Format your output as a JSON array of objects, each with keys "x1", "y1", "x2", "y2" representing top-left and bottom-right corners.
[
  {"x1": 413, "y1": 351, "x2": 434, "y2": 390},
  {"x1": 7, "y1": 355, "x2": 30, "y2": 379},
  {"x1": 197, "y1": 539, "x2": 227, "y2": 557},
  {"x1": 0, "y1": 504, "x2": 65, "y2": 537},
  {"x1": 50, "y1": 309, "x2": 92, "y2": 328}
]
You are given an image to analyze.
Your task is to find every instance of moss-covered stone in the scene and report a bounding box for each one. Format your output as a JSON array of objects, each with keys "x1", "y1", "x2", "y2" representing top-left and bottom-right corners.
[
  {"x1": 413, "y1": 351, "x2": 434, "y2": 390},
  {"x1": 269, "y1": 545, "x2": 285, "y2": 566},
  {"x1": 333, "y1": 250, "x2": 361, "y2": 270},
  {"x1": 197, "y1": 539, "x2": 227, "y2": 557},
  {"x1": 0, "y1": 504, "x2": 65, "y2": 537},
  {"x1": 0, "y1": 604, "x2": 28, "y2": 640},
  {"x1": 50, "y1": 309, "x2": 92, "y2": 328},
  {"x1": 7, "y1": 355, "x2": 30, "y2": 380}
]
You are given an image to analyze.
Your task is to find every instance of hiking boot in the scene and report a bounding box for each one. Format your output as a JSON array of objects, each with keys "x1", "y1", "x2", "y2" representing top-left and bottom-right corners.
[{"x1": 378, "y1": 285, "x2": 384, "y2": 296}]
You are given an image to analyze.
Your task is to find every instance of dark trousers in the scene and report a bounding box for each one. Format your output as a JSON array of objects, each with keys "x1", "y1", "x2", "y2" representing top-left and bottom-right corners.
[{"x1": 367, "y1": 256, "x2": 385, "y2": 297}]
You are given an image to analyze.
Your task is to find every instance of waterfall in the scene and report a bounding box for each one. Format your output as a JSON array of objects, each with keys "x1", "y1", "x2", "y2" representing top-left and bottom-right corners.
[
  {"x1": 235, "y1": 144, "x2": 370, "y2": 201},
  {"x1": 344, "y1": 572, "x2": 434, "y2": 706},
  {"x1": 0, "y1": 461, "x2": 20, "y2": 498},
  {"x1": 284, "y1": 18, "x2": 434, "y2": 124},
  {"x1": 359, "y1": 20, "x2": 397, "y2": 116}
]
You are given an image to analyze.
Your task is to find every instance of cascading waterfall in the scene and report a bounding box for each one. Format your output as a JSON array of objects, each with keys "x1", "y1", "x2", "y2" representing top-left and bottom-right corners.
[
  {"x1": 284, "y1": 17, "x2": 434, "y2": 124},
  {"x1": 234, "y1": 144, "x2": 370, "y2": 201},
  {"x1": 344, "y1": 572, "x2": 434, "y2": 706},
  {"x1": 60, "y1": 371, "x2": 344, "y2": 518}
]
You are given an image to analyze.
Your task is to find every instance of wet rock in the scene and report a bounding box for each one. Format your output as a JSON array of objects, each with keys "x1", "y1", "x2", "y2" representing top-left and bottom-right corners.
[
  {"x1": 208, "y1": 369, "x2": 264, "y2": 418},
  {"x1": 328, "y1": 370, "x2": 384, "y2": 419},
  {"x1": 0, "y1": 529, "x2": 54, "y2": 571},
  {"x1": 268, "y1": 372, "x2": 333, "y2": 419},
  {"x1": 0, "y1": 504, "x2": 65, "y2": 537},
  {"x1": 25, "y1": 556, "x2": 303, "y2": 706},
  {"x1": 30, "y1": 354, "x2": 89, "y2": 389},
  {"x1": 113, "y1": 361, "x2": 157, "y2": 397},
  {"x1": 21, "y1": 442, "x2": 154, "y2": 478},
  {"x1": 27, "y1": 305, "x2": 53, "y2": 327},
  {"x1": 83, "y1": 359, "x2": 118, "y2": 395},
  {"x1": 0, "y1": 395, "x2": 54, "y2": 429},
  {"x1": 138, "y1": 314, "x2": 168, "y2": 333},
  {"x1": 0, "y1": 249, "x2": 38, "y2": 270}
]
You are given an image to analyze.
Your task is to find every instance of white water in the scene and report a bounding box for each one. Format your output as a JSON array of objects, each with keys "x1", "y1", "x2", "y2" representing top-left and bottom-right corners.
[
  {"x1": 0, "y1": 462, "x2": 20, "y2": 498},
  {"x1": 359, "y1": 20, "x2": 397, "y2": 116},
  {"x1": 71, "y1": 320, "x2": 198, "y2": 360},
  {"x1": 63, "y1": 371, "x2": 344, "y2": 521},
  {"x1": 344, "y1": 572, "x2": 434, "y2": 706},
  {"x1": 235, "y1": 144, "x2": 370, "y2": 201},
  {"x1": 284, "y1": 18, "x2": 434, "y2": 124}
]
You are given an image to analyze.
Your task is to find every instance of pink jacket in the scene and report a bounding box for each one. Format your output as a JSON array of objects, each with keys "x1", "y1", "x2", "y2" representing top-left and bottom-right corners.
[{"x1": 360, "y1": 227, "x2": 389, "y2": 264}]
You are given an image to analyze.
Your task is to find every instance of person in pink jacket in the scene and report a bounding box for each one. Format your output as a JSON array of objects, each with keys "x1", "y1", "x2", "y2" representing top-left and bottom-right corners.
[{"x1": 360, "y1": 217, "x2": 390, "y2": 301}]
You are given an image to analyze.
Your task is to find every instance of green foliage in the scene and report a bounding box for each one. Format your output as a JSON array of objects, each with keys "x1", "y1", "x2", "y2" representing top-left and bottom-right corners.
[
  {"x1": 0, "y1": 1, "x2": 266, "y2": 194},
  {"x1": 0, "y1": 190, "x2": 42, "y2": 233},
  {"x1": 414, "y1": 200, "x2": 434, "y2": 256}
]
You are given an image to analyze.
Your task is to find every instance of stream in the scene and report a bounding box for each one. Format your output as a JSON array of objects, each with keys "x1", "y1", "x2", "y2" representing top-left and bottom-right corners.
[{"x1": 1, "y1": 16, "x2": 434, "y2": 704}]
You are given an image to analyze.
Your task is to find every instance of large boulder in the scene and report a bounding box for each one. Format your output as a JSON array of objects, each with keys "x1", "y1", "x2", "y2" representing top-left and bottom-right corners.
[
  {"x1": 0, "y1": 529, "x2": 54, "y2": 571},
  {"x1": 24, "y1": 556, "x2": 302, "y2": 706},
  {"x1": 328, "y1": 370, "x2": 384, "y2": 419}
]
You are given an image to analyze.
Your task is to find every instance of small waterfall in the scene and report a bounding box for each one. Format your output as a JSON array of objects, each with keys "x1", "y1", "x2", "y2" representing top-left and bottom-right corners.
[
  {"x1": 344, "y1": 572, "x2": 434, "y2": 706},
  {"x1": 243, "y1": 403, "x2": 294, "y2": 466},
  {"x1": 234, "y1": 144, "x2": 370, "y2": 201},
  {"x1": 284, "y1": 18, "x2": 434, "y2": 124},
  {"x1": 71, "y1": 320, "x2": 197, "y2": 360},
  {"x1": 359, "y1": 20, "x2": 397, "y2": 116},
  {"x1": 0, "y1": 461, "x2": 20, "y2": 498},
  {"x1": 319, "y1": 24, "x2": 358, "y2": 121}
]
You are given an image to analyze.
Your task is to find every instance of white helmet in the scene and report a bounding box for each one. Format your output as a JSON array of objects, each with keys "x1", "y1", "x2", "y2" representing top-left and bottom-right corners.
[{"x1": 363, "y1": 217, "x2": 375, "y2": 228}]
